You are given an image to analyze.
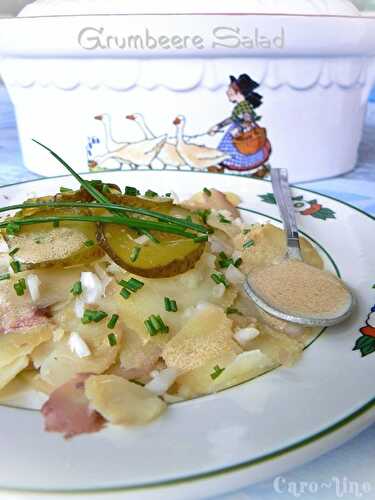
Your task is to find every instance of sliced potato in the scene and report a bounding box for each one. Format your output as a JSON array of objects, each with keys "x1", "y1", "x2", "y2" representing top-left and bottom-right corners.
[
  {"x1": 5, "y1": 207, "x2": 103, "y2": 269},
  {"x1": 85, "y1": 374, "x2": 166, "y2": 425},
  {"x1": 104, "y1": 254, "x2": 237, "y2": 342},
  {"x1": 119, "y1": 328, "x2": 161, "y2": 380},
  {"x1": 39, "y1": 305, "x2": 122, "y2": 387},
  {"x1": 0, "y1": 355, "x2": 29, "y2": 391},
  {"x1": 176, "y1": 350, "x2": 275, "y2": 398},
  {"x1": 162, "y1": 304, "x2": 241, "y2": 373},
  {"x1": 247, "y1": 323, "x2": 305, "y2": 367},
  {"x1": 0, "y1": 324, "x2": 52, "y2": 370},
  {"x1": 235, "y1": 223, "x2": 323, "y2": 273}
]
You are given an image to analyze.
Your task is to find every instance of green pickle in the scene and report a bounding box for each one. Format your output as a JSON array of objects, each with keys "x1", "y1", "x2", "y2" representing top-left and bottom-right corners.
[
  {"x1": 98, "y1": 206, "x2": 206, "y2": 278},
  {"x1": 5, "y1": 207, "x2": 103, "y2": 269}
]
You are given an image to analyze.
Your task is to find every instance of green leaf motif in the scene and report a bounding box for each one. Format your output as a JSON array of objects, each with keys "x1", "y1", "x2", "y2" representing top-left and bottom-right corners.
[
  {"x1": 353, "y1": 335, "x2": 375, "y2": 357},
  {"x1": 311, "y1": 207, "x2": 336, "y2": 220},
  {"x1": 258, "y1": 193, "x2": 276, "y2": 205}
]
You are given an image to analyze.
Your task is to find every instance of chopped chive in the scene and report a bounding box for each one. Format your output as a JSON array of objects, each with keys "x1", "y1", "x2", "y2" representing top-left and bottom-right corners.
[
  {"x1": 195, "y1": 209, "x2": 211, "y2": 225},
  {"x1": 0, "y1": 272, "x2": 10, "y2": 281},
  {"x1": 144, "y1": 189, "x2": 158, "y2": 198},
  {"x1": 53, "y1": 220, "x2": 60, "y2": 228},
  {"x1": 119, "y1": 278, "x2": 144, "y2": 293},
  {"x1": 218, "y1": 213, "x2": 231, "y2": 224},
  {"x1": 155, "y1": 315, "x2": 169, "y2": 333},
  {"x1": 203, "y1": 188, "x2": 212, "y2": 197},
  {"x1": 130, "y1": 246, "x2": 141, "y2": 263},
  {"x1": 372, "y1": 284, "x2": 375, "y2": 289},
  {"x1": 234, "y1": 257, "x2": 243, "y2": 268},
  {"x1": 164, "y1": 297, "x2": 178, "y2": 312},
  {"x1": 14, "y1": 278, "x2": 27, "y2": 297},
  {"x1": 70, "y1": 281, "x2": 82, "y2": 296},
  {"x1": 218, "y1": 252, "x2": 242, "y2": 269},
  {"x1": 145, "y1": 319, "x2": 157, "y2": 336},
  {"x1": 142, "y1": 229, "x2": 160, "y2": 244},
  {"x1": 211, "y1": 272, "x2": 229, "y2": 288},
  {"x1": 10, "y1": 260, "x2": 21, "y2": 273},
  {"x1": 185, "y1": 215, "x2": 193, "y2": 224},
  {"x1": 107, "y1": 314, "x2": 119, "y2": 330},
  {"x1": 243, "y1": 239, "x2": 255, "y2": 249},
  {"x1": 165, "y1": 193, "x2": 172, "y2": 197},
  {"x1": 194, "y1": 235, "x2": 208, "y2": 243},
  {"x1": 84, "y1": 239, "x2": 95, "y2": 247},
  {"x1": 8, "y1": 247, "x2": 19, "y2": 257},
  {"x1": 102, "y1": 184, "x2": 111, "y2": 194},
  {"x1": 82, "y1": 309, "x2": 108, "y2": 324},
  {"x1": 6, "y1": 222, "x2": 21, "y2": 235},
  {"x1": 145, "y1": 314, "x2": 169, "y2": 335},
  {"x1": 225, "y1": 307, "x2": 243, "y2": 316},
  {"x1": 108, "y1": 333, "x2": 117, "y2": 346},
  {"x1": 124, "y1": 186, "x2": 140, "y2": 196},
  {"x1": 243, "y1": 229, "x2": 251, "y2": 235},
  {"x1": 120, "y1": 288, "x2": 131, "y2": 300},
  {"x1": 210, "y1": 365, "x2": 225, "y2": 380},
  {"x1": 59, "y1": 186, "x2": 73, "y2": 193}
]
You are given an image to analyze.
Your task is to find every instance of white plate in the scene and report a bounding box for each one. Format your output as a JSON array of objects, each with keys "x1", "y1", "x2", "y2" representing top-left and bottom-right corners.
[{"x1": 0, "y1": 170, "x2": 374, "y2": 500}]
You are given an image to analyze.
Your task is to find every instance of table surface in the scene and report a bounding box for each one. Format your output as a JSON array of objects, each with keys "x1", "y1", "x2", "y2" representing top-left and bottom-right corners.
[{"x1": 0, "y1": 84, "x2": 374, "y2": 500}]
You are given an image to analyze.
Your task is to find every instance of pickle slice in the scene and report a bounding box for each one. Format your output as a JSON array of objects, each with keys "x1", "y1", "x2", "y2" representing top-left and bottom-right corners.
[
  {"x1": 5, "y1": 207, "x2": 104, "y2": 269},
  {"x1": 98, "y1": 222, "x2": 205, "y2": 278},
  {"x1": 55, "y1": 183, "x2": 173, "y2": 212}
]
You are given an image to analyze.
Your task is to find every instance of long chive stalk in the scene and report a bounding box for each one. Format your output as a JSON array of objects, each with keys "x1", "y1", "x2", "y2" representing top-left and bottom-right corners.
[
  {"x1": 32, "y1": 140, "x2": 111, "y2": 207},
  {"x1": 0, "y1": 214, "x2": 199, "y2": 239},
  {"x1": 0, "y1": 201, "x2": 209, "y2": 235}
]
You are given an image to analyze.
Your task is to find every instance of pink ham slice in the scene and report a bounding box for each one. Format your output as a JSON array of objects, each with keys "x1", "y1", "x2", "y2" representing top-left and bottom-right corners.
[
  {"x1": 42, "y1": 374, "x2": 105, "y2": 439},
  {"x1": 1, "y1": 307, "x2": 50, "y2": 334}
]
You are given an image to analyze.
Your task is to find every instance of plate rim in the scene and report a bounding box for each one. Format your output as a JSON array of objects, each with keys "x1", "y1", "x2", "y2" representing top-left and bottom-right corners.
[{"x1": 0, "y1": 170, "x2": 374, "y2": 495}]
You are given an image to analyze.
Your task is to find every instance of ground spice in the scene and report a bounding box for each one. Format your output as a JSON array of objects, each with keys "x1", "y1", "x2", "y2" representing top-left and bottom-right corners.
[{"x1": 249, "y1": 260, "x2": 351, "y2": 319}]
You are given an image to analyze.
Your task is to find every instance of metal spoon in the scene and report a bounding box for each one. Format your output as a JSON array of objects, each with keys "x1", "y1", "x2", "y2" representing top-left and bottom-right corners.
[{"x1": 243, "y1": 168, "x2": 355, "y2": 327}]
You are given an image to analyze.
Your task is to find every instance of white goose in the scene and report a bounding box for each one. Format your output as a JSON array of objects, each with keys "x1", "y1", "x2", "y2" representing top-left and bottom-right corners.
[
  {"x1": 93, "y1": 114, "x2": 167, "y2": 169},
  {"x1": 95, "y1": 114, "x2": 128, "y2": 149},
  {"x1": 126, "y1": 114, "x2": 185, "y2": 169},
  {"x1": 173, "y1": 115, "x2": 230, "y2": 170}
]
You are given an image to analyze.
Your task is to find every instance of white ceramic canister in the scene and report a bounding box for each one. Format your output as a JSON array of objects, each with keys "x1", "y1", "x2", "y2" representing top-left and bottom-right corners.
[{"x1": 0, "y1": 0, "x2": 375, "y2": 182}]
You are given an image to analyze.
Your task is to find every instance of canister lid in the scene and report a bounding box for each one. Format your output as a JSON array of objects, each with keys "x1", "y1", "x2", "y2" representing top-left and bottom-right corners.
[{"x1": 18, "y1": 0, "x2": 360, "y2": 17}]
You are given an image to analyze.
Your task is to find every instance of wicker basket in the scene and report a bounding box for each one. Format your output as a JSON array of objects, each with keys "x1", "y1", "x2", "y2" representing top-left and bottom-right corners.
[{"x1": 233, "y1": 127, "x2": 267, "y2": 155}]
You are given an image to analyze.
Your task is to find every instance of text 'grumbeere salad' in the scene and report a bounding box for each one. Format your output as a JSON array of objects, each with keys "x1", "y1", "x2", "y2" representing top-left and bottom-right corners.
[{"x1": 0, "y1": 141, "x2": 323, "y2": 438}]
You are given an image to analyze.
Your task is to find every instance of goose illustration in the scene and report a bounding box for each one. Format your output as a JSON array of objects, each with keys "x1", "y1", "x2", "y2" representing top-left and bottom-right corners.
[
  {"x1": 126, "y1": 114, "x2": 185, "y2": 169},
  {"x1": 173, "y1": 115, "x2": 230, "y2": 170},
  {"x1": 93, "y1": 114, "x2": 167, "y2": 170},
  {"x1": 95, "y1": 114, "x2": 128, "y2": 148}
]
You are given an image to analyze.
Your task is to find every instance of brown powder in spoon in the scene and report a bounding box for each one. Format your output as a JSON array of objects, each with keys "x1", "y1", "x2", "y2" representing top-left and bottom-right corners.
[{"x1": 249, "y1": 260, "x2": 351, "y2": 319}]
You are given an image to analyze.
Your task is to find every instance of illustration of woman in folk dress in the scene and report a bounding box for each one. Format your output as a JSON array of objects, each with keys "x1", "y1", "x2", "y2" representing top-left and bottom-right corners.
[{"x1": 208, "y1": 74, "x2": 271, "y2": 177}]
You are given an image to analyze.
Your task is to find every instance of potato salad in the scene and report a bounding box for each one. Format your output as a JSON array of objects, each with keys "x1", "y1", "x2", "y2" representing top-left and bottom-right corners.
[{"x1": 0, "y1": 176, "x2": 323, "y2": 438}]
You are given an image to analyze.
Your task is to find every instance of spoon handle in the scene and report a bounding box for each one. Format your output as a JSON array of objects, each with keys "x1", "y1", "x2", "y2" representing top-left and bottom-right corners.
[{"x1": 271, "y1": 168, "x2": 303, "y2": 261}]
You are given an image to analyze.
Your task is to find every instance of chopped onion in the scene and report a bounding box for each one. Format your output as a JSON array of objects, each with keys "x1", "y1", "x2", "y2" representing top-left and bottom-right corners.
[
  {"x1": 74, "y1": 298, "x2": 85, "y2": 319},
  {"x1": 145, "y1": 368, "x2": 179, "y2": 396},
  {"x1": 0, "y1": 237, "x2": 9, "y2": 253},
  {"x1": 94, "y1": 263, "x2": 112, "y2": 296},
  {"x1": 232, "y1": 250, "x2": 242, "y2": 262},
  {"x1": 81, "y1": 271, "x2": 103, "y2": 304},
  {"x1": 26, "y1": 274, "x2": 41, "y2": 302},
  {"x1": 68, "y1": 332, "x2": 91, "y2": 358},
  {"x1": 234, "y1": 327, "x2": 260, "y2": 347},
  {"x1": 212, "y1": 283, "x2": 226, "y2": 299},
  {"x1": 225, "y1": 264, "x2": 245, "y2": 285},
  {"x1": 133, "y1": 234, "x2": 150, "y2": 246}
]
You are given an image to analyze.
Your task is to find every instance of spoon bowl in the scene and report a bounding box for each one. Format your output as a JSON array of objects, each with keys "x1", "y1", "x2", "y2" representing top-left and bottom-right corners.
[{"x1": 243, "y1": 169, "x2": 355, "y2": 327}]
